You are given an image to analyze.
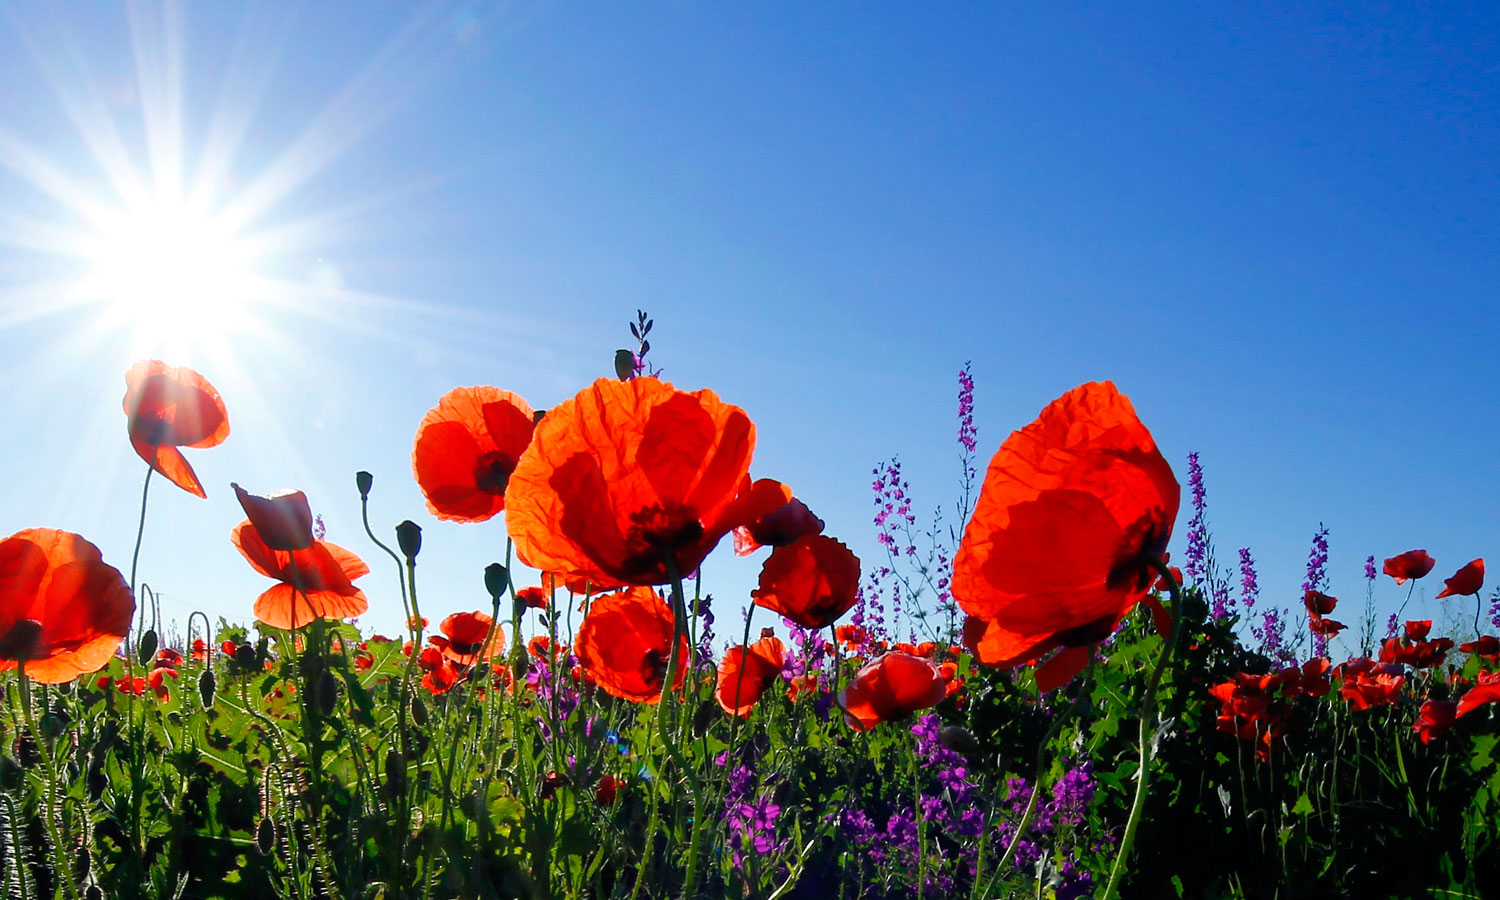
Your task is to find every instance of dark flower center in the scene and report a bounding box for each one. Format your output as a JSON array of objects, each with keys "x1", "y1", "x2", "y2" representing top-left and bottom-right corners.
[
  {"x1": 0, "y1": 619, "x2": 44, "y2": 663},
  {"x1": 473, "y1": 452, "x2": 516, "y2": 495}
]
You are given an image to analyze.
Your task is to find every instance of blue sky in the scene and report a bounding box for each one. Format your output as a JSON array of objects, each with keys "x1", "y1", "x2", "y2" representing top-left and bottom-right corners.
[{"x1": 0, "y1": 2, "x2": 1496, "y2": 652}]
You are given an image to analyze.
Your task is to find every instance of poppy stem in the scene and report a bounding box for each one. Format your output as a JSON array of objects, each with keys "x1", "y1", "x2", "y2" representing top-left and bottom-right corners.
[
  {"x1": 977, "y1": 661, "x2": 1094, "y2": 898},
  {"x1": 660, "y1": 557, "x2": 708, "y2": 900},
  {"x1": 1100, "y1": 557, "x2": 1186, "y2": 900},
  {"x1": 128, "y1": 463, "x2": 155, "y2": 597},
  {"x1": 358, "y1": 487, "x2": 411, "y2": 625}
]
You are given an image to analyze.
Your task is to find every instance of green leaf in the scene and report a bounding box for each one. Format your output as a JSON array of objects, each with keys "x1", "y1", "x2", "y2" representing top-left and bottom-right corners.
[{"x1": 1291, "y1": 793, "x2": 1314, "y2": 816}]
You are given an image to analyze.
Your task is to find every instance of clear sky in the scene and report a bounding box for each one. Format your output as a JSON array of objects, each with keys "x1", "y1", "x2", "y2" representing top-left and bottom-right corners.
[{"x1": 1, "y1": 2, "x2": 1496, "y2": 653}]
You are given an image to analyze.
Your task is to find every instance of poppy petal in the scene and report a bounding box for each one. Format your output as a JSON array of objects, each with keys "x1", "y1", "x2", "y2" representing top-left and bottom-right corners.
[{"x1": 131, "y1": 439, "x2": 206, "y2": 499}]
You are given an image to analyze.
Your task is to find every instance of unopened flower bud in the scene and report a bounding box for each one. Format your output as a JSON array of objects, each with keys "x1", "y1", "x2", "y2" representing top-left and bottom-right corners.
[
  {"x1": 395, "y1": 520, "x2": 422, "y2": 561},
  {"x1": 356, "y1": 471, "x2": 374, "y2": 499},
  {"x1": 484, "y1": 563, "x2": 509, "y2": 601}
]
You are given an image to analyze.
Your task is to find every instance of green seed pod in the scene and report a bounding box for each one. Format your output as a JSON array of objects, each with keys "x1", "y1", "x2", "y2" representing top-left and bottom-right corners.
[
  {"x1": 137, "y1": 629, "x2": 158, "y2": 666},
  {"x1": 483, "y1": 563, "x2": 509, "y2": 601},
  {"x1": 356, "y1": 470, "x2": 374, "y2": 499},
  {"x1": 198, "y1": 668, "x2": 216, "y2": 709},
  {"x1": 395, "y1": 520, "x2": 422, "y2": 561},
  {"x1": 315, "y1": 671, "x2": 338, "y2": 717},
  {"x1": 410, "y1": 695, "x2": 428, "y2": 728}
]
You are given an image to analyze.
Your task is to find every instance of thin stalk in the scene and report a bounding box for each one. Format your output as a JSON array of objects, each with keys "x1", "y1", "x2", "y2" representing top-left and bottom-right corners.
[
  {"x1": 975, "y1": 663, "x2": 1095, "y2": 898},
  {"x1": 1100, "y1": 560, "x2": 1186, "y2": 900},
  {"x1": 128, "y1": 464, "x2": 155, "y2": 596}
]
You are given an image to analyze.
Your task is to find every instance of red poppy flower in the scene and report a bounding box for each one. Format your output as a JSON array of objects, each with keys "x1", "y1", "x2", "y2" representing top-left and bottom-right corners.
[
  {"x1": 1460, "y1": 635, "x2": 1500, "y2": 659},
  {"x1": 1304, "y1": 590, "x2": 1338, "y2": 617},
  {"x1": 732, "y1": 481, "x2": 825, "y2": 555},
  {"x1": 715, "y1": 635, "x2": 787, "y2": 717},
  {"x1": 1340, "y1": 669, "x2": 1405, "y2": 711},
  {"x1": 839, "y1": 652, "x2": 947, "y2": 731},
  {"x1": 1383, "y1": 549, "x2": 1437, "y2": 585},
  {"x1": 122, "y1": 360, "x2": 230, "y2": 499},
  {"x1": 835, "y1": 624, "x2": 869, "y2": 651},
  {"x1": 751, "y1": 535, "x2": 861, "y2": 629},
  {"x1": 506, "y1": 377, "x2": 782, "y2": 587},
  {"x1": 232, "y1": 521, "x2": 369, "y2": 630},
  {"x1": 516, "y1": 586, "x2": 549, "y2": 610},
  {"x1": 411, "y1": 386, "x2": 536, "y2": 523},
  {"x1": 1436, "y1": 558, "x2": 1485, "y2": 599},
  {"x1": 953, "y1": 382, "x2": 1179, "y2": 687},
  {"x1": 1308, "y1": 616, "x2": 1346, "y2": 637},
  {"x1": 1413, "y1": 699, "x2": 1458, "y2": 744},
  {"x1": 574, "y1": 586, "x2": 689, "y2": 703},
  {"x1": 418, "y1": 646, "x2": 462, "y2": 694},
  {"x1": 232, "y1": 484, "x2": 314, "y2": 551},
  {"x1": 1405, "y1": 620, "x2": 1433, "y2": 641},
  {"x1": 1456, "y1": 671, "x2": 1500, "y2": 718},
  {"x1": 595, "y1": 774, "x2": 621, "y2": 805},
  {"x1": 0, "y1": 528, "x2": 135, "y2": 684},
  {"x1": 528, "y1": 635, "x2": 568, "y2": 662},
  {"x1": 149, "y1": 667, "x2": 176, "y2": 702},
  {"x1": 428, "y1": 611, "x2": 502, "y2": 667},
  {"x1": 155, "y1": 648, "x2": 183, "y2": 669}
]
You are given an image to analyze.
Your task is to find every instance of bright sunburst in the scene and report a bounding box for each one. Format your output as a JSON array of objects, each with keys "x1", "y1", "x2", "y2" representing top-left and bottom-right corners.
[{"x1": 76, "y1": 188, "x2": 257, "y2": 348}]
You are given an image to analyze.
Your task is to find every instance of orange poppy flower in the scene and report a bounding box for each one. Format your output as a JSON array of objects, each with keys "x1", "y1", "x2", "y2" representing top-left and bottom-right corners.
[
  {"x1": 1413, "y1": 699, "x2": 1458, "y2": 744},
  {"x1": 1308, "y1": 616, "x2": 1346, "y2": 637},
  {"x1": 574, "y1": 586, "x2": 688, "y2": 703},
  {"x1": 715, "y1": 635, "x2": 787, "y2": 717},
  {"x1": 1303, "y1": 590, "x2": 1338, "y2": 617},
  {"x1": 0, "y1": 528, "x2": 135, "y2": 683},
  {"x1": 839, "y1": 651, "x2": 948, "y2": 731},
  {"x1": 516, "y1": 586, "x2": 549, "y2": 609},
  {"x1": 953, "y1": 382, "x2": 1179, "y2": 687},
  {"x1": 412, "y1": 386, "x2": 536, "y2": 523},
  {"x1": 1456, "y1": 671, "x2": 1500, "y2": 718},
  {"x1": 232, "y1": 521, "x2": 369, "y2": 630},
  {"x1": 1436, "y1": 558, "x2": 1484, "y2": 598},
  {"x1": 122, "y1": 360, "x2": 230, "y2": 498},
  {"x1": 232, "y1": 484, "x2": 314, "y2": 551},
  {"x1": 1383, "y1": 549, "x2": 1436, "y2": 585},
  {"x1": 751, "y1": 535, "x2": 861, "y2": 629},
  {"x1": 1460, "y1": 635, "x2": 1500, "y2": 659},
  {"x1": 428, "y1": 611, "x2": 502, "y2": 667},
  {"x1": 506, "y1": 377, "x2": 780, "y2": 587},
  {"x1": 731, "y1": 481, "x2": 825, "y2": 555},
  {"x1": 1340, "y1": 669, "x2": 1405, "y2": 711}
]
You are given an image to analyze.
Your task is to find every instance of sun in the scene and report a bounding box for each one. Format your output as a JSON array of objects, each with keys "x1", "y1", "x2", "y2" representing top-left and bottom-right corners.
[{"x1": 77, "y1": 191, "x2": 258, "y2": 349}]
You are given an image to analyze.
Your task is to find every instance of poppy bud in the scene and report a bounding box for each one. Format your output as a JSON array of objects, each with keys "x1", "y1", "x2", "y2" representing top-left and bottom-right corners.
[
  {"x1": 86, "y1": 886, "x2": 103, "y2": 900},
  {"x1": 87, "y1": 756, "x2": 106, "y2": 800},
  {"x1": 233, "y1": 484, "x2": 315, "y2": 552},
  {"x1": 234, "y1": 642, "x2": 257, "y2": 671},
  {"x1": 691, "y1": 699, "x2": 717, "y2": 737},
  {"x1": 14, "y1": 734, "x2": 38, "y2": 768},
  {"x1": 938, "y1": 725, "x2": 982, "y2": 756},
  {"x1": 484, "y1": 563, "x2": 510, "y2": 601},
  {"x1": 395, "y1": 520, "x2": 422, "y2": 561},
  {"x1": 137, "y1": 629, "x2": 158, "y2": 667},
  {"x1": 255, "y1": 817, "x2": 276, "y2": 855},
  {"x1": 539, "y1": 769, "x2": 569, "y2": 800},
  {"x1": 411, "y1": 695, "x2": 428, "y2": 728},
  {"x1": 74, "y1": 844, "x2": 90, "y2": 882},
  {"x1": 614, "y1": 349, "x2": 636, "y2": 381},
  {"x1": 385, "y1": 749, "x2": 406, "y2": 800},
  {"x1": 356, "y1": 470, "x2": 374, "y2": 499},
  {"x1": 315, "y1": 671, "x2": 338, "y2": 716}
]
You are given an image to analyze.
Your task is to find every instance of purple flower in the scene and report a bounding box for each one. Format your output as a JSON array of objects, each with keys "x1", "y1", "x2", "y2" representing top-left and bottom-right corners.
[
  {"x1": 957, "y1": 363, "x2": 978, "y2": 454},
  {"x1": 1239, "y1": 548, "x2": 1259, "y2": 611},
  {"x1": 1184, "y1": 452, "x2": 1207, "y2": 584},
  {"x1": 1364, "y1": 555, "x2": 1378, "y2": 582}
]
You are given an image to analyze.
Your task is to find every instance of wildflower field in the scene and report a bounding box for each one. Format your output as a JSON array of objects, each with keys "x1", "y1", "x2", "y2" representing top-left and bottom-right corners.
[{"x1": 2, "y1": 314, "x2": 1497, "y2": 900}]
